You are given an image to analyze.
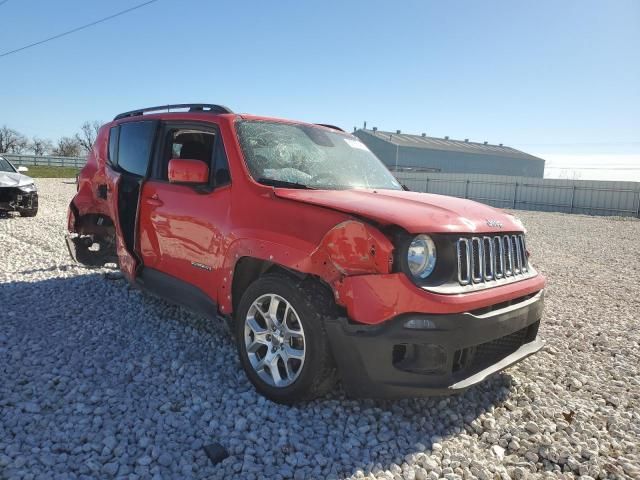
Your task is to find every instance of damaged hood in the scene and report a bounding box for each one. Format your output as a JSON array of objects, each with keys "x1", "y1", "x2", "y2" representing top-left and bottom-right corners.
[
  {"x1": 0, "y1": 172, "x2": 35, "y2": 188},
  {"x1": 274, "y1": 188, "x2": 525, "y2": 234}
]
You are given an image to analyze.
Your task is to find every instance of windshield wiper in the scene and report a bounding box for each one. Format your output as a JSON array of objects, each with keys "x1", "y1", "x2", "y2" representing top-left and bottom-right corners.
[{"x1": 257, "y1": 177, "x2": 315, "y2": 190}]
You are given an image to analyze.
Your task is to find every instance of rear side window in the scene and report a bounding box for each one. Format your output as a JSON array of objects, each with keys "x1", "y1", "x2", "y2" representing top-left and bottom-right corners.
[
  {"x1": 108, "y1": 127, "x2": 119, "y2": 166},
  {"x1": 117, "y1": 121, "x2": 156, "y2": 176}
]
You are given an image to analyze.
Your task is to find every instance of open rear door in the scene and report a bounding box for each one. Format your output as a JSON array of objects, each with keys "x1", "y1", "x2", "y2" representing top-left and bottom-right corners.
[
  {"x1": 103, "y1": 166, "x2": 140, "y2": 282},
  {"x1": 101, "y1": 120, "x2": 158, "y2": 282}
]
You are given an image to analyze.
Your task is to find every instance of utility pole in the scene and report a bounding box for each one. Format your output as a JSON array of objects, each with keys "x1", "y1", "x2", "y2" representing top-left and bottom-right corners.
[{"x1": 395, "y1": 144, "x2": 399, "y2": 172}]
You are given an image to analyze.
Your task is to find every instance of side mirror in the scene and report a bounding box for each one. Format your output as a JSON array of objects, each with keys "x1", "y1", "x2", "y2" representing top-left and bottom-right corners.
[
  {"x1": 168, "y1": 158, "x2": 209, "y2": 184},
  {"x1": 17, "y1": 166, "x2": 29, "y2": 173}
]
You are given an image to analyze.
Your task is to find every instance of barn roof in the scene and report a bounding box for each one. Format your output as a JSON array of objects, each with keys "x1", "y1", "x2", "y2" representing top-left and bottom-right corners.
[{"x1": 355, "y1": 129, "x2": 543, "y2": 162}]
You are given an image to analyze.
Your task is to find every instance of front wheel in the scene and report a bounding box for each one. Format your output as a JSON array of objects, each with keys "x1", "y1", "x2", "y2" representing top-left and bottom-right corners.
[
  {"x1": 235, "y1": 273, "x2": 337, "y2": 404},
  {"x1": 19, "y1": 207, "x2": 38, "y2": 217}
]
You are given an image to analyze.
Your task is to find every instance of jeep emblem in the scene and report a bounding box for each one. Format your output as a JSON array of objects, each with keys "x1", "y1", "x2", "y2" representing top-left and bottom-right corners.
[{"x1": 486, "y1": 219, "x2": 503, "y2": 228}]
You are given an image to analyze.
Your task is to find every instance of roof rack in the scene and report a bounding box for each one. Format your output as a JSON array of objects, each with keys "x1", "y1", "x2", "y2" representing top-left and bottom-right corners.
[
  {"x1": 315, "y1": 123, "x2": 344, "y2": 132},
  {"x1": 114, "y1": 104, "x2": 233, "y2": 121}
]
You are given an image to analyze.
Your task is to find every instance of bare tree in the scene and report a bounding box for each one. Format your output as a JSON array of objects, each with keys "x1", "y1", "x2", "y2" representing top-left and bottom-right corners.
[
  {"x1": 53, "y1": 137, "x2": 82, "y2": 157},
  {"x1": 29, "y1": 137, "x2": 54, "y2": 156},
  {"x1": 0, "y1": 125, "x2": 28, "y2": 153},
  {"x1": 75, "y1": 121, "x2": 102, "y2": 154}
]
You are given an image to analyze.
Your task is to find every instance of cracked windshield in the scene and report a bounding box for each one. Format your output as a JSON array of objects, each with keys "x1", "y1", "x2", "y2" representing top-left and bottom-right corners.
[{"x1": 236, "y1": 120, "x2": 402, "y2": 190}]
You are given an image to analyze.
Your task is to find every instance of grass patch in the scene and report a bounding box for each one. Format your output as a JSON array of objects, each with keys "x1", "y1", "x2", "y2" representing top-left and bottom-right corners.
[{"x1": 21, "y1": 166, "x2": 81, "y2": 178}]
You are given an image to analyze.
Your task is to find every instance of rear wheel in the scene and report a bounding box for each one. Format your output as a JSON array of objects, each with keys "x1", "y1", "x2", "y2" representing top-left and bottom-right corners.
[{"x1": 235, "y1": 273, "x2": 337, "y2": 404}]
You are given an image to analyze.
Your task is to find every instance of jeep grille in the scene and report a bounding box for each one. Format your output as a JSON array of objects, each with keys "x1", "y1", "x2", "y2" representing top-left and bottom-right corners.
[{"x1": 457, "y1": 234, "x2": 528, "y2": 286}]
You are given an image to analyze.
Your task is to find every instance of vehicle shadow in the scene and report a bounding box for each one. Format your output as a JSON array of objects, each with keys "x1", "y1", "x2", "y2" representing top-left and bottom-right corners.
[
  {"x1": 15, "y1": 264, "x2": 86, "y2": 274},
  {"x1": 1, "y1": 273, "x2": 514, "y2": 479}
]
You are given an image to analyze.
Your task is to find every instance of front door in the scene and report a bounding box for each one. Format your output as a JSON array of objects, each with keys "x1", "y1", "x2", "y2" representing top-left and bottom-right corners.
[{"x1": 137, "y1": 122, "x2": 232, "y2": 301}]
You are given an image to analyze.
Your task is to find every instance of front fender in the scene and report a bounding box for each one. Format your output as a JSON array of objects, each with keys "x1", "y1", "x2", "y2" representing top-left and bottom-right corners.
[
  {"x1": 219, "y1": 221, "x2": 395, "y2": 315},
  {"x1": 219, "y1": 236, "x2": 324, "y2": 314}
]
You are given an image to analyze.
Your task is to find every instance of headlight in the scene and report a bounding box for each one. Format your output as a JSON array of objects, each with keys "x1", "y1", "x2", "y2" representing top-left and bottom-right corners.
[
  {"x1": 407, "y1": 234, "x2": 437, "y2": 279},
  {"x1": 18, "y1": 183, "x2": 37, "y2": 193}
]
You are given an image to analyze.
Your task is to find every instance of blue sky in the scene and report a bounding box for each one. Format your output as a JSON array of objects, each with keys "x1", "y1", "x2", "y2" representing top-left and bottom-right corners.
[{"x1": 1, "y1": 0, "x2": 638, "y2": 179}]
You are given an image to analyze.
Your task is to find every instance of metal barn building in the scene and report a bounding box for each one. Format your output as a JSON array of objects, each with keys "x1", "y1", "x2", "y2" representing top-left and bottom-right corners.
[{"x1": 354, "y1": 128, "x2": 545, "y2": 178}]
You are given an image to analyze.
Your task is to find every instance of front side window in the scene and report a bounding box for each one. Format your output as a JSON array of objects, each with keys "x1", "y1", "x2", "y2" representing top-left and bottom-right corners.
[
  {"x1": 155, "y1": 125, "x2": 230, "y2": 187},
  {"x1": 236, "y1": 120, "x2": 401, "y2": 190},
  {"x1": 156, "y1": 128, "x2": 215, "y2": 182},
  {"x1": 117, "y1": 121, "x2": 156, "y2": 176},
  {"x1": 0, "y1": 156, "x2": 17, "y2": 173},
  {"x1": 169, "y1": 129, "x2": 215, "y2": 163}
]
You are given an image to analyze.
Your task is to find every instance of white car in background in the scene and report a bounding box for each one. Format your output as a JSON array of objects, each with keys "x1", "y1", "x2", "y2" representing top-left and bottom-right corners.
[{"x1": 0, "y1": 156, "x2": 38, "y2": 217}]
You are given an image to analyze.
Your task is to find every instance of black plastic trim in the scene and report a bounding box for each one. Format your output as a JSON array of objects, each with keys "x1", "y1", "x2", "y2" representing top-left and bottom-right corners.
[
  {"x1": 114, "y1": 104, "x2": 233, "y2": 121},
  {"x1": 325, "y1": 290, "x2": 544, "y2": 398},
  {"x1": 136, "y1": 268, "x2": 218, "y2": 320}
]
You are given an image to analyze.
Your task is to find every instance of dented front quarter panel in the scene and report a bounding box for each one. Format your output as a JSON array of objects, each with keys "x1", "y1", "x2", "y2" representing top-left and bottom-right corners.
[
  {"x1": 310, "y1": 221, "x2": 394, "y2": 278},
  {"x1": 217, "y1": 219, "x2": 393, "y2": 314},
  {"x1": 219, "y1": 215, "x2": 544, "y2": 325}
]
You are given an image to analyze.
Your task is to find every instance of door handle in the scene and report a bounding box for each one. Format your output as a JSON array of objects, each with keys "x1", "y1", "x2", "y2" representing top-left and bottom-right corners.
[{"x1": 145, "y1": 194, "x2": 163, "y2": 207}]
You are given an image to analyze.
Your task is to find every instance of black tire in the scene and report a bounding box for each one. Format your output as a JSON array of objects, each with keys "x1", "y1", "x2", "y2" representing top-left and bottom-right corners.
[
  {"x1": 19, "y1": 207, "x2": 38, "y2": 217},
  {"x1": 234, "y1": 272, "x2": 337, "y2": 404}
]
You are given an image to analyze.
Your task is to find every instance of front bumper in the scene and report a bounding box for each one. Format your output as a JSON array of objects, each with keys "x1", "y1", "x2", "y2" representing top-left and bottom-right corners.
[
  {"x1": 326, "y1": 290, "x2": 544, "y2": 398},
  {"x1": 0, "y1": 187, "x2": 38, "y2": 212}
]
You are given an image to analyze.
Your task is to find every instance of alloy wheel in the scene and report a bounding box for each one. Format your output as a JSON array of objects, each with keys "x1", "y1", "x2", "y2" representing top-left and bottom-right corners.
[{"x1": 243, "y1": 293, "x2": 306, "y2": 387}]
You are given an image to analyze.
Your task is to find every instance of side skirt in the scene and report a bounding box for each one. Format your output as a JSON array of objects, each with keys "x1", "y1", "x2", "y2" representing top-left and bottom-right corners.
[{"x1": 136, "y1": 268, "x2": 218, "y2": 321}]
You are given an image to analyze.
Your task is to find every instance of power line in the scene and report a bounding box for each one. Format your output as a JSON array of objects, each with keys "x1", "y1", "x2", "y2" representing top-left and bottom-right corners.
[
  {"x1": 546, "y1": 166, "x2": 640, "y2": 171},
  {"x1": 514, "y1": 141, "x2": 640, "y2": 147},
  {"x1": 0, "y1": 0, "x2": 160, "y2": 58}
]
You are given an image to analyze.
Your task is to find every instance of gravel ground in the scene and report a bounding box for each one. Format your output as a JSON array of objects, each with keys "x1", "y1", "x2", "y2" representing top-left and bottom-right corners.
[{"x1": 1, "y1": 178, "x2": 638, "y2": 480}]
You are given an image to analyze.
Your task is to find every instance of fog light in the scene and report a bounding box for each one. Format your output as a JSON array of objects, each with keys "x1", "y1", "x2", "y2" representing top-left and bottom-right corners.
[{"x1": 404, "y1": 318, "x2": 436, "y2": 330}]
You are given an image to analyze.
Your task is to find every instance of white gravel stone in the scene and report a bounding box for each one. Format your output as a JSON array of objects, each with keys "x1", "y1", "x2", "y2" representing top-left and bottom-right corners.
[
  {"x1": 490, "y1": 445, "x2": 505, "y2": 460},
  {"x1": 1, "y1": 179, "x2": 639, "y2": 479}
]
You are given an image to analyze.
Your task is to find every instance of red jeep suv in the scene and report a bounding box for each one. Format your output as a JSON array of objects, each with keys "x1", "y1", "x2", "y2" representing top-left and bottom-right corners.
[{"x1": 66, "y1": 104, "x2": 545, "y2": 403}]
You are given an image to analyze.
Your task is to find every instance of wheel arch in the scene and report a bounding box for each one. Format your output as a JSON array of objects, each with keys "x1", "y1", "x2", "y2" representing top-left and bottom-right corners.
[
  {"x1": 220, "y1": 221, "x2": 395, "y2": 317},
  {"x1": 230, "y1": 256, "x2": 335, "y2": 316},
  {"x1": 66, "y1": 203, "x2": 118, "y2": 267}
]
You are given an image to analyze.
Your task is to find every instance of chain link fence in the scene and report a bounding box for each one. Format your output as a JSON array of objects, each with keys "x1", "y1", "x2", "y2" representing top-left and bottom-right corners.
[
  {"x1": 395, "y1": 171, "x2": 640, "y2": 218},
  {"x1": 3, "y1": 153, "x2": 638, "y2": 218},
  {"x1": 1, "y1": 153, "x2": 87, "y2": 168}
]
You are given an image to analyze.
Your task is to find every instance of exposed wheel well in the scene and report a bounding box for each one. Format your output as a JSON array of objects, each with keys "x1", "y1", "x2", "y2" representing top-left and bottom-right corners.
[
  {"x1": 68, "y1": 213, "x2": 117, "y2": 267},
  {"x1": 232, "y1": 257, "x2": 290, "y2": 312},
  {"x1": 231, "y1": 257, "x2": 335, "y2": 315},
  {"x1": 75, "y1": 213, "x2": 115, "y2": 235}
]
